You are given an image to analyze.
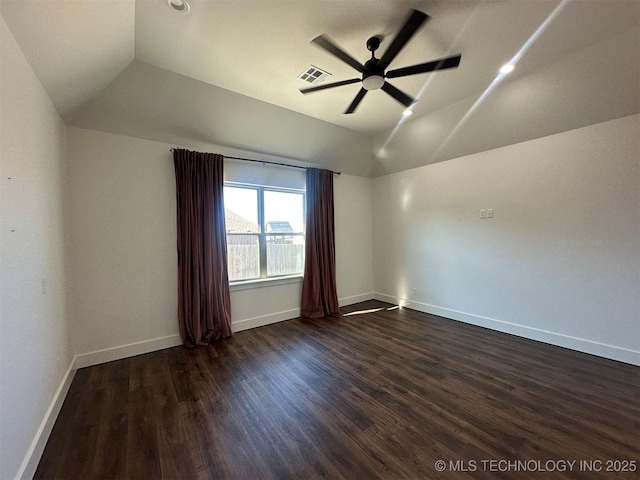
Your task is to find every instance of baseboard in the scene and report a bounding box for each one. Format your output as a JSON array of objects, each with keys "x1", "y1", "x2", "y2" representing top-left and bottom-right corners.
[
  {"x1": 231, "y1": 292, "x2": 375, "y2": 333},
  {"x1": 374, "y1": 293, "x2": 640, "y2": 366},
  {"x1": 17, "y1": 359, "x2": 76, "y2": 480},
  {"x1": 339, "y1": 292, "x2": 374, "y2": 307},
  {"x1": 73, "y1": 334, "x2": 183, "y2": 369},
  {"x1": 72, "y1": 292, "x2": 376, "y2": 368},
  {"x1": 232, "y1": 307, "x2": 302, "y2": 332}
]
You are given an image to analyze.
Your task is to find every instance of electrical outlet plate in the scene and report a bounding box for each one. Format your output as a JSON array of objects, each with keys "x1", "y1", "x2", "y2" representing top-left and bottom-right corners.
[{"x1": 480, "y1": 209, "x2": 487, "y2": 219}]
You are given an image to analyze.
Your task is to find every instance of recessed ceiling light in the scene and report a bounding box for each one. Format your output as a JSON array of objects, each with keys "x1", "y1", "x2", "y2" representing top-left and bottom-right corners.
[
  {"x1": 500, "y1": 63, "x2": 515, "y2": 74},
  {"x1": 402, "y1": 108, "x2": 413, "y2": 117},
  {"x1": 167, "y1": 0, "x2": 190, "y2": 14}
]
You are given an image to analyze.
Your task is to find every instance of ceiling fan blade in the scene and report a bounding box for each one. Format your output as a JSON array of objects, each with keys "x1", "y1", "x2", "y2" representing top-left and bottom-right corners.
[
  {"x1": 344, "y1": 88, "x2": 368, "y2": 114},
  {"x1": 311, "y1": 35, "x2": 365, "y2": 73},
  {"x1": 386, "y1": 54, "x2": 462, "y2": 78},
  {"x1": 300, "y1": 78, "x2": 361, "y2": 94},
  {"x1": 381, "y1": 82, "x2": 415, "y2": 108},
  {"x1": 379, "y1": 9, "x2": 429, "y2": 69}
]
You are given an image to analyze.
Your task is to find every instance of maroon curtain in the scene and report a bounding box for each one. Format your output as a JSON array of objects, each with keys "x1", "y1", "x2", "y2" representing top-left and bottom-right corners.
[
  {"x1": 301, "y1": 168, "x2": 339, "y2": 318},
  {"x1": 173, "y1": 148, "x2": 232, "y2": 346}
]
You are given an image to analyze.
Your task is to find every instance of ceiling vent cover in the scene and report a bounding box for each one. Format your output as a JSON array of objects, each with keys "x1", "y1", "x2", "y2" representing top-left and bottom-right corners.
[{"x1": 298, "y1": 65, "x2": 331, "y2": 85}]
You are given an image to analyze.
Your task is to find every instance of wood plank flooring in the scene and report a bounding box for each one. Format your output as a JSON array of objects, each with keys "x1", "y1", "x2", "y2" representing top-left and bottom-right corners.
[{"x1": 36, "y1": 300, "x2": 639, "y2": 479}]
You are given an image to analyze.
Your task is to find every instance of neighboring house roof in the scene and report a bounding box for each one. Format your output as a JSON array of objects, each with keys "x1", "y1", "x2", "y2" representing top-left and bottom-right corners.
[
  {"x1": 225, "y1": 209, "x2": 259, "y2": 233},
  {"x1": 266, "y1": 221, "x2": 294, "y2": 233}
]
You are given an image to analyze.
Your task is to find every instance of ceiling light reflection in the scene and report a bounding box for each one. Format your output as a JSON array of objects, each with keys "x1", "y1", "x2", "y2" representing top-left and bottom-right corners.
[
  {"x1": 499, "y1": 63, "x2": 515, "y2": 74},
  {"x1": 375, "y1": 4, "x2": 481, "y2": 156},
  {"x1": 428, "y1": 0, "x2": 568, "y2": 163}
]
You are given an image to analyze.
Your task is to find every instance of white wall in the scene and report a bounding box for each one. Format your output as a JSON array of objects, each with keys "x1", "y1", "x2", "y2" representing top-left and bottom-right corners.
[
  {"x1": 66, "y1": 127, "x2": 374, "y2": 366},
  {"x1": 0, "y1": 16, "x2": 72, "y2": 480},
  {"x1": 335, "y1": 174, "x2": 374, "y2": 304},
  {"x1": 373, "y1": 114, "x2": 640, "y2": 365},
  {"x1": 66, "y1": 128, "x2": 178, "y2": 365}
]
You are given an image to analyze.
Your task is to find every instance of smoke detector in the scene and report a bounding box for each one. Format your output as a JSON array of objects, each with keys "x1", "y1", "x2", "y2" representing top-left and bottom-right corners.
[{"x1": 298, "y1": 66, "x2": 331, "y2": 85}]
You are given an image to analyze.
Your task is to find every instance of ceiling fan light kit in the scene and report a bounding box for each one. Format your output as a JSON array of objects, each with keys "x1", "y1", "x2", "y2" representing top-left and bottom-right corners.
[
  {"x1": 362, "y1": 75, "x2": 385, "y2": 90},
  {"x1": 300, "y1": 9, "x2": 462, "y2": 115}
]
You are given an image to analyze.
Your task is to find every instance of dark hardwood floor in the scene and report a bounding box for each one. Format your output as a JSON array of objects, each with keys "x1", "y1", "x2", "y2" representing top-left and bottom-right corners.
[{"x1": 36, "y1": 300, "x2": 639, "y2": 479}]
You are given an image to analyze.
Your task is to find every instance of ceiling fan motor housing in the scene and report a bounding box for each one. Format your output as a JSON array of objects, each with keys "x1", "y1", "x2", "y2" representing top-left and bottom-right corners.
[
  {"x1": 362, "y1": 58, "x2": 385, "y2": 90},
  {"x1": 366, "y1": 36, "x2": 381, "y2": 52}
]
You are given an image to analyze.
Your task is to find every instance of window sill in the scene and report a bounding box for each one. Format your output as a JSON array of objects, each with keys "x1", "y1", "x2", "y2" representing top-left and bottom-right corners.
[{"x1": 229, "y1": 275, "x2": 303, "y2": 292}]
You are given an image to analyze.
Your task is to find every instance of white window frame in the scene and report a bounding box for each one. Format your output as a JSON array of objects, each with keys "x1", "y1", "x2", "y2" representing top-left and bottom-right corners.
[{"x1": 225, "y1": 182, "x2": 305, "y2": 284}]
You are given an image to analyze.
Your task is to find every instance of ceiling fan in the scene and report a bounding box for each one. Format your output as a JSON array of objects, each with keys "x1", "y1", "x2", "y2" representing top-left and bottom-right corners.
[{"x1": 300, "y1": 9, "x2": 462, "y2": 114}]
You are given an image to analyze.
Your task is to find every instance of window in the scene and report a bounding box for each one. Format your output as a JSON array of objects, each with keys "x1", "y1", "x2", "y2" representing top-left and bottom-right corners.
[{"x1": 224, "y1": 184, "x2": 305, "y2": 282}]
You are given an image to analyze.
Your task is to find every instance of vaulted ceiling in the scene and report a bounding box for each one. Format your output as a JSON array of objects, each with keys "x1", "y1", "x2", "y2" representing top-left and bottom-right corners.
[{"x1": 1, "y1": 0, "x2": 638, "y2": 176}]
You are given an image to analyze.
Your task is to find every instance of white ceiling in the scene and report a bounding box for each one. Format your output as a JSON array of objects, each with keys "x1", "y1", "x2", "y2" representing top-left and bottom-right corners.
[{"x1": 1, "y1": 0, "x2": 639, "y2": 175}]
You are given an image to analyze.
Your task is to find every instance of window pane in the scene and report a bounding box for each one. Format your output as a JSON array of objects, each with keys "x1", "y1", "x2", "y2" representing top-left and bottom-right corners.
[
  {"x1": 224, "y1": 184, "x2": 305, "y2": 282},
  {"x1": 224, "y1": 186, "x2": 259, "y2": 233},
  {"x1": 266, "y1": 235, "x2": 304, "y2": 276},
  {"x1": 227, "y1": 235, "x2": 259, "y2": 281},
  {"x1": 264, "y1": 190, "x2": 304, "y2": 234}
]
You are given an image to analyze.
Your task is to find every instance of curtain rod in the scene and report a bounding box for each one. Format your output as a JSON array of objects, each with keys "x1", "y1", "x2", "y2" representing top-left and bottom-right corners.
[{"x1": 170, "y1": 149, "x2": 340, "y2": 175}]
